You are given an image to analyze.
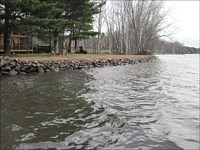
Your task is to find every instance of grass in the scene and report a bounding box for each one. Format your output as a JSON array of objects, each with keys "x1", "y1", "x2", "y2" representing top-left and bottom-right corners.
[
  {"x1": 16, "y1": 53, "x2": 52, "y2": 57},
  {"x1": 15, "y1": 53, "x2": 109, "y2": 57},
  {"x1": 12, "y1": 53, "x2": 149, "y2": 61},
  {"x1": 68, "y1": 53, "x2": 107, "y2": 56}
]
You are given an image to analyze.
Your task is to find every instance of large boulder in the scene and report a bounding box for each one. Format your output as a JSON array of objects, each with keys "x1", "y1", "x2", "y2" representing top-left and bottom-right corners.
[
  {"x1": 51, "y1": 67, "x2": 60, "y2": 72},
  {"x1": 27, "y1": 67, "x2": 37, "y2": 73},
  {"x1": 38, "y1": 67, "x2": 45, "y2": 73},
  {"x1": 15, "y1": 65, "x2": 21, "y2": 72},
  {"x1": 1, "y1": 71, "x2": 9, "y2": 76},
  {"x1": 9, "y1": 61, "x2": 16, "y2": 68},
  {"x1": 4, "y1": 66, "x2": 11, "y2": 71},
  {"x1": 21, "y1": 66, "x2": 31, "y2": 72},
  {"x1": 9, "y1": 69, "x2": 18, "y2": 76}
]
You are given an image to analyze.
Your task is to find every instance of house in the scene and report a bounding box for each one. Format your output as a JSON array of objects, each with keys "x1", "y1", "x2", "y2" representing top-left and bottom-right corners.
[
  {"x1": 0, "y1": 32, "x2": 34, "y2": 54},
  {"x1": 0, "y1": 32, "x2": 51, "y2": 54}
]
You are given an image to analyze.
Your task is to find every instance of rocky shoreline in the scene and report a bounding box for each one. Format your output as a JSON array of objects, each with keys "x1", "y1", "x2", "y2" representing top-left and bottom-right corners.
[{"x1": 0, "y1": 56, "x2": 156, "y2": 76}]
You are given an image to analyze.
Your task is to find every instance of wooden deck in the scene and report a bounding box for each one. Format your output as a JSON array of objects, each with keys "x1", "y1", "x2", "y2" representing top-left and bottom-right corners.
[{"x1": 0, "y1": 33, "x2": 34, "y2": 54}]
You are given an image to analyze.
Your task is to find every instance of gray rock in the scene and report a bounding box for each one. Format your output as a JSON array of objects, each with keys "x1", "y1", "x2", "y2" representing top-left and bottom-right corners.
[
  {"x1": 33, "y1": 61, "x2": 38, "y2": 64},
  {"x1": 4, "y1": 66, "x2": 11, "y2": 71},
  {"x1": 15, "y1": 65, "x2": 21, "y2": 71},
  {"x1": 32, "y1": 63, "x2": 37, "y2": 67},
  {"x1": 21, "y1": 66, "x2": 31, "y2": 72},
  {"x1": 45, "y1": 69, "x2": 51, "y2": 72},
  {"x1": 37, "y1": 63, "x2": 44, "y2": 67},
  {"x1": 27, "y1": 67, "x2": 37, "y2": 73},
  {"x1": 60, "y1": 64, "x2": 66, "y2": 68},
  {"x1": 9, "y1": 69, "x2": 18, "y2": 76},
  {"x1": 1, "y1": 71, "x2": 9, "y2": 76},
  {"x1": 0, "y1": 55, "x2": 156, "y2": 76},
  {"x1": 9, "y1": 61, "x2": 16, "y2": 67},
  {"x1": 52, "y1": 67, "x2": 60, "y2": 72},
  {"x1": 77, "y1": 65, "x2": 83, "y2": 69},
  {"x1": 60, "y1": 68, "x2": 66, "y2": 71},
  {"x1": 19, "y1": 72, "x2": 26, "y2": 75},
  {"x1": 38, "y1": 67, "x2": 45, "y2": 73},
  {"x1": 0, "y1": 60, "x2": 8, "y2": 67},
  {"x1": 4, "y1": 56, "x2": 10, "y2": 60},
  {"x1": 14, "y1": 58, "x2": 19, "y2": 61}
]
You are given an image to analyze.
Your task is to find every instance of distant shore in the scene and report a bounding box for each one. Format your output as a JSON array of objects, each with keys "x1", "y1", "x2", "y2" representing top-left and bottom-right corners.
[{"x1": 0, "y1": 54, "x2": 156, "y2": 76}]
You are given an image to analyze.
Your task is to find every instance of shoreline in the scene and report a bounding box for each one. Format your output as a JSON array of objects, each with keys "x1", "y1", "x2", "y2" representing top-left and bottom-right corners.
[{"x1": 0, "y1": 55, "x2": 156, "y2": 76}]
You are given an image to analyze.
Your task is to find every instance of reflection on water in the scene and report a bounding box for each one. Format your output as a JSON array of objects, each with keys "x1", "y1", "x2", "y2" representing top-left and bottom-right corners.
[{"x1": 1, "y1": 54, "x2": 199, "y2": 149}]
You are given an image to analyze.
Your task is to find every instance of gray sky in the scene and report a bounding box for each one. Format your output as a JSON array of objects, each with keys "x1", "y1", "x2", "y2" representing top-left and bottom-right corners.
[{"x1": 164, "y1": 1, "x2": 199, "y2": 48}]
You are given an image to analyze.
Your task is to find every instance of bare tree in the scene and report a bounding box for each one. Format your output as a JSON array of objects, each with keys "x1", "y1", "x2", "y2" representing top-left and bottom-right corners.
[{"x1": 102, "y1": 0, "x2": 174, "y2": 54}]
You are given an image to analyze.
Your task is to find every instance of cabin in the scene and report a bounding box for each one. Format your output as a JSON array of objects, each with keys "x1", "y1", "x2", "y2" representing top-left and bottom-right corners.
[
  {"x1": 0, "y1": 32, "x2": 34, "y2": 54},
  {"x1": 0, "y1": 32, "x2": 51, "y2": 54}
]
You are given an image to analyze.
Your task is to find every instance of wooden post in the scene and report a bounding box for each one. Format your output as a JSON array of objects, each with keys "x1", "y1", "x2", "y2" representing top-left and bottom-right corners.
[
  {"x1": 10, "y1": 33, "x2": 13, "y2": 54},
  {"x1": 11, "y1": 37, "x2": 13, "y2": 50}
]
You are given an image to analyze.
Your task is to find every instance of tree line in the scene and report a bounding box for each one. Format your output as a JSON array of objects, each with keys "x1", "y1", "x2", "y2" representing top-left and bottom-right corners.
[
  {"x1": 1, "y1": 0, "x2": 198, "y2": 55},
  {"x1": 93, "y1": 0, "x2": 175, "y2": 54},
  {"x1": 92, "y1": 0, "x2": 198, "y2": 54},
  {"x1": 0, "y1": 0, "x2": 105, "y2": 54},
  {"x1": 152, "y1": 39, "x2": 200, "y2": 54}
]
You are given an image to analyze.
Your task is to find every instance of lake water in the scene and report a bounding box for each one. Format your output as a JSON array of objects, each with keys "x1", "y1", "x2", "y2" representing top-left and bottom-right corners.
[{"x1": 1, "y1": 54, "x2": 199, "y2": 150}]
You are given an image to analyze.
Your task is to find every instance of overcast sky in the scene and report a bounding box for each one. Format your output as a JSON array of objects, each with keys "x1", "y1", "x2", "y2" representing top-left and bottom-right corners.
[{"x1": 164, "y1": 1, "x2": 199, "y2": 48}]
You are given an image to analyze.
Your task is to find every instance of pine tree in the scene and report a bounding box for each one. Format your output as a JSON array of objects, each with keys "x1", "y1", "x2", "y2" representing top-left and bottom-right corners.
[
  {"x1": 0, "y1": 0, "x2": 64, "y2": 54},
  {"x1": 64, "y1": 0, "x2": 104, "y2": 52},
  {"x1": 0, "y1": 0, "x2": 36, "y2": 54},
  {"x1": 0, "y1": 0, "x2": 104, "y2": 54}
]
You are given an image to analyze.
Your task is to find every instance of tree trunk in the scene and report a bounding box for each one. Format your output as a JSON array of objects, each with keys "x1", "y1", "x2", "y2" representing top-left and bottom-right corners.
[
  {"x1": 4, "y1": 6, "x2": 11, "y2": 54},
  {"x1": 53, "y1": 31, "x2": 59, "y2": 54},
  {"x1": 53, "y1": 38, "x2": 57, "y2": 54},
  {"x1": 68, "y1": 38, "x2": 71, "y2": 53},
  {"x1": 4, "y1": 32, "x2": 11, "y2": 54},
  {"x1": 49, "y1": 36, "x2": 52, "y2": 53},
  {"x1": 74, "y1": 39, "x2": 77, "y2": 52},
  {"x1": 68, "y1": 30, "x2": 72, "y2": 53}
]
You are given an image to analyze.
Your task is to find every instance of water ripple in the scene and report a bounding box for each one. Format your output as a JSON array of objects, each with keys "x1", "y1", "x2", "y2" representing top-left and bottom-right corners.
[{"x1": 1, "y1": 54, "x2": 199, "y2": 150}]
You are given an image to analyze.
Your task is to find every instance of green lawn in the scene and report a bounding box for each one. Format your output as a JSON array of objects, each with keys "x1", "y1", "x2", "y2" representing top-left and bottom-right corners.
[
  {"x1": 68, "y1": 53, "x2": 107, "y2": 56},
  {"x1": 16, "y1": 53, "x2": 108, "y2": 57},
  {"x1": 16, "y1": 53, "x2": 52, "y2": 57}
]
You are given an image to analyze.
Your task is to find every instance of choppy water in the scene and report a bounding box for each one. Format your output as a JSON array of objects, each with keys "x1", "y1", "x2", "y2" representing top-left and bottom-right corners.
[{"x1": 1, "y1": 54, "x2": 199, "y2": 150}]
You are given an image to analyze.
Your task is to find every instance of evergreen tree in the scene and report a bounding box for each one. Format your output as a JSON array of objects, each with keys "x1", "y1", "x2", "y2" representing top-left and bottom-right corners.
[
  {"x1": 0, "y1": 0, "x2": 64, "y2": 54},
  {"x1": 0, "y1": 0, "x2": 35, "y2": 54},
  {"x1": 64, "y1": 0, "x2": 103, "y2": 52},
  {"x1": 0, "y1": 0, "x2": 104, "y2": 54},
  {"x1": 29, "y1": 0, "x2": 67, "y2": 53}
]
